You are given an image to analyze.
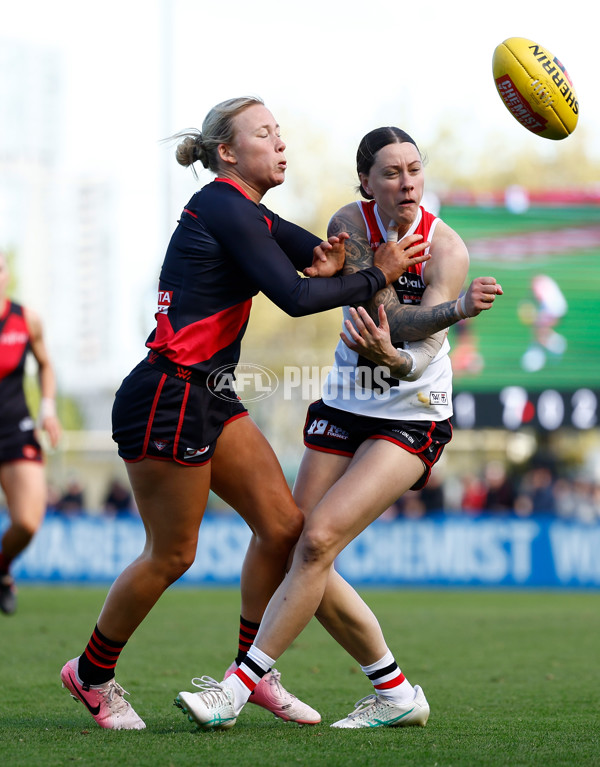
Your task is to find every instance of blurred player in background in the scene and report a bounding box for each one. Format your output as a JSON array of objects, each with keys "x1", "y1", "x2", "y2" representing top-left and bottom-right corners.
[
  {"x1": 0, "y1": 251, "x2": 61, "y2": 615},
  {"x1": 519, "y1": 274, "x2": 568, "y2": 372},
  {"x1": 179, "y1": 126, "x2": 502, "y2": 729},
  {"x1": 59, "y1": 97, "x2": 427, "y2": 730}
]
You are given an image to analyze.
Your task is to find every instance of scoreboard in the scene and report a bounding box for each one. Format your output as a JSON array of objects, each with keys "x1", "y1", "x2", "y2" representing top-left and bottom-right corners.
[{"x1": 452, "y1": 388, "x2": 599, "y2": 431}]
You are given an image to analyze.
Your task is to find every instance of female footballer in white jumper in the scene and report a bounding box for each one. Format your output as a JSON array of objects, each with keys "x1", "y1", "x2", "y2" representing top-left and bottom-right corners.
[{"x1": 179, "y1": 127, "x2": 502, "y2": 729}]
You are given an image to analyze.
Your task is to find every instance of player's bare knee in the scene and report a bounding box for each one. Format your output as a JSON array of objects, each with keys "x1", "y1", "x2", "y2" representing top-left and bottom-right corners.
[
  {"x1": 150, "y1": 542, "x2": 197, "y2": 582},
  {"x1": 297, "y1": 528, "x2": 337, "y2": 569},
  {"x1": 258, "y1": 506, "x2": 304, "y2": 549},
  {"x1": 281, "y1": 509, "x2": 304, "y2": 543},
  {"x1": 11, "y1": 520, "x2": 37, "y2": 541},
  {"x1": 164, "y1": 557, "x2": 193, "y2": 584}
]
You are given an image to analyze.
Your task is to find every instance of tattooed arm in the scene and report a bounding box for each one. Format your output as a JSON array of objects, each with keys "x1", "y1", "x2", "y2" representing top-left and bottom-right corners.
[
  {"x1": 328, "y1": 204, "x2": 502, "y2": 343},
  {"x1": 327, "y1": 203, "x2": 378, "y2": 279}
]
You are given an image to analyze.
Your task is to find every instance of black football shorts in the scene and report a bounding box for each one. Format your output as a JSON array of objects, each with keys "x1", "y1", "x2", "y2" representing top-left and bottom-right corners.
[
  {"x1": 303, "y1": 399, "x2": 452, "y2": 490},
  {"x1": 112, "y1": 359, "x2": 247, "y2": 465},
  {"x1": 0, "y1": 419, "x2": 43, "y2": 464}
]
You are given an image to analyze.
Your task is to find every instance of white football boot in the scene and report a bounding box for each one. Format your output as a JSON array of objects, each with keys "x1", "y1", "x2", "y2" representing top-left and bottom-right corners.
[{"x1": 331, "y1": 685, "x2": 430, "y2": 729}]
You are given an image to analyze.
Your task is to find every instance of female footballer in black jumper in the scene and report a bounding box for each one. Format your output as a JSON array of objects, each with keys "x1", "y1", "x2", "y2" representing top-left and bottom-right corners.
[
  {"x1": 60, "y1": 96, "x2": 429, "y2": 730},
  {"x1": 0, "y1": 251, "x2": 61, "y2": 615},
  {"x1": 180, "y1": 126, "x2": 503, "y2": 731}
]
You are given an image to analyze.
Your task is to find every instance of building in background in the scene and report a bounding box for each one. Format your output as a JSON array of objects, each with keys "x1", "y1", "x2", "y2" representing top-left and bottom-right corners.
[
  {"x1": 0, "y1": 39, "x2": 160, "y2": 429},
  {"x1": 0, "y1": 39, "x2": 60, "y2": 314}
]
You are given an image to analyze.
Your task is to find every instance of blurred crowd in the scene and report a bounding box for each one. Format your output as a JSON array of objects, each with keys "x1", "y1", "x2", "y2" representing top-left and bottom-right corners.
[
  {"x1": 44, "y1": 477, "x2": 138, "y2": 518},
  {"x1": 2, "y1": 461, "x2": 600, "y2": 525},
  {"x1": 384, "y1": 459, "x2": 600, "y2": 524}
]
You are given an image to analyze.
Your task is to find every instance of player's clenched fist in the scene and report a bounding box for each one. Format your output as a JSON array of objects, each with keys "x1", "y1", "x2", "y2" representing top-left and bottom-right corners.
[{"x1": 456, "y1": 277, "x2": 503, "y2": 319}]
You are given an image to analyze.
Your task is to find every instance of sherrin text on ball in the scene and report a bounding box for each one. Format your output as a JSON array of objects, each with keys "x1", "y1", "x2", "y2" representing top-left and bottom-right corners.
[{"x1": 492, "y1": 37, "x2": 578, "y2": 140}]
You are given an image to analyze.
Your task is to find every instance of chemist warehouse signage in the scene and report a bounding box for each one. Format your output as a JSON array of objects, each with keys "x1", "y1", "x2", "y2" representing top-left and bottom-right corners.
[{"x1": 3, "y1": 513, "x2": 599, "y2": 589}]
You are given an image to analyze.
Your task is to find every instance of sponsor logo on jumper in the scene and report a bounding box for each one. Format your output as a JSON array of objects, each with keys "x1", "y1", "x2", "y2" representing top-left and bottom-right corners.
[
  {"x1": 395, "y1": 272, "x2": 425, "y2": 305},
  {"x1": 430, "y1": 391, "x2": 448, "y2": 405},
  {"x1": 157, "y1": 290, "x2": 173, "y2": 314},
  {"x1": 400, "y1": 294, "x2": 423, "y2": 304},
  {"x1": 0, "y1": 331, "x2": 28, "y2": 345},
  {"x1": 184, "y1": 446, "x2": 210, "y2": 459},
  {"x1": 397, "y1": 273, "x2": 424, "y2": 290},
  {"x1": 175, "y1": 366, "x2": 192, "y2": 381}
]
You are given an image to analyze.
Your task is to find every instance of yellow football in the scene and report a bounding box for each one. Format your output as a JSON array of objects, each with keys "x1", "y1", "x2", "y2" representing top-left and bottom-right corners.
[{"x1": 492, "y1": 37, "x2": 579, "y2": 140}]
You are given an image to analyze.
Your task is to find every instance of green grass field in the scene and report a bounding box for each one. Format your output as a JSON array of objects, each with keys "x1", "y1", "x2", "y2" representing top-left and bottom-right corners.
[{"x1": 1, "y1": 587, "x2": 598, "y2": 767}]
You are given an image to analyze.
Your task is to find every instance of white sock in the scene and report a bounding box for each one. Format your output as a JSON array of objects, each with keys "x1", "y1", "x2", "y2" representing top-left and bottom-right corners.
[
  {"x1": 223, "y1": 644, "x2": 276, "y2": 715},
  {"x1": 223, "y1": 674, "x2": 253, "y2": 715},
  {"x1": 361, "y1": 649, "x2": 415, "y2": 705},
  {"x1": 247, "y1": 644, "x2": 276, "y2": 672}
]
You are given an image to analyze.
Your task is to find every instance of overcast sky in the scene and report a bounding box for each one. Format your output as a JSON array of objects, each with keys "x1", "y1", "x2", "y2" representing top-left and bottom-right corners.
[
  {"x1": 3, "y1": 0, "x2": 597, "y2": 296},
  {"x1": 3, "y1": 0, "x2": 597, "y2": 176}
]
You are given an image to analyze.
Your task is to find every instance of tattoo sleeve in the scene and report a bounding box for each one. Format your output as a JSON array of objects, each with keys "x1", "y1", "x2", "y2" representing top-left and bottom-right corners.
[
  {"x1": 330, "y1": 212, "x2": 461, "y2": 344},
  {"x1": 371, "y1": 292, "x2": 462, "y2": 344},
  {"x1": 329, "y1": 212, "x2": 374, "y2": 277}
]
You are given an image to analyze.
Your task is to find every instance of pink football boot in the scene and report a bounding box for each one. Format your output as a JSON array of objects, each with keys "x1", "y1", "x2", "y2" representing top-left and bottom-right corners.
[
  {"x1": 225, "y1": 662, "x2": 320, "y2": 725},
  {"x1": 61, "y1": 658, "x2": 146, "y2": 730}
]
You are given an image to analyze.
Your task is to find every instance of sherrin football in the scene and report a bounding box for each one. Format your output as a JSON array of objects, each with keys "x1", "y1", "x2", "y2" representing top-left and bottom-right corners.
[{"x1": 492, "y1": 37, "x2": 578, "y2": 140}]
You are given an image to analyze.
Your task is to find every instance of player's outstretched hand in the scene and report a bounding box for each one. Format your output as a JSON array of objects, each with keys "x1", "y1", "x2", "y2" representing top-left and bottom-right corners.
[
  {"x1": 462, "y1": 277, "x2": 503, "y2": 317},
  {"x1": 304, "y1": 233, "x2": 349, "y2": 277}
]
